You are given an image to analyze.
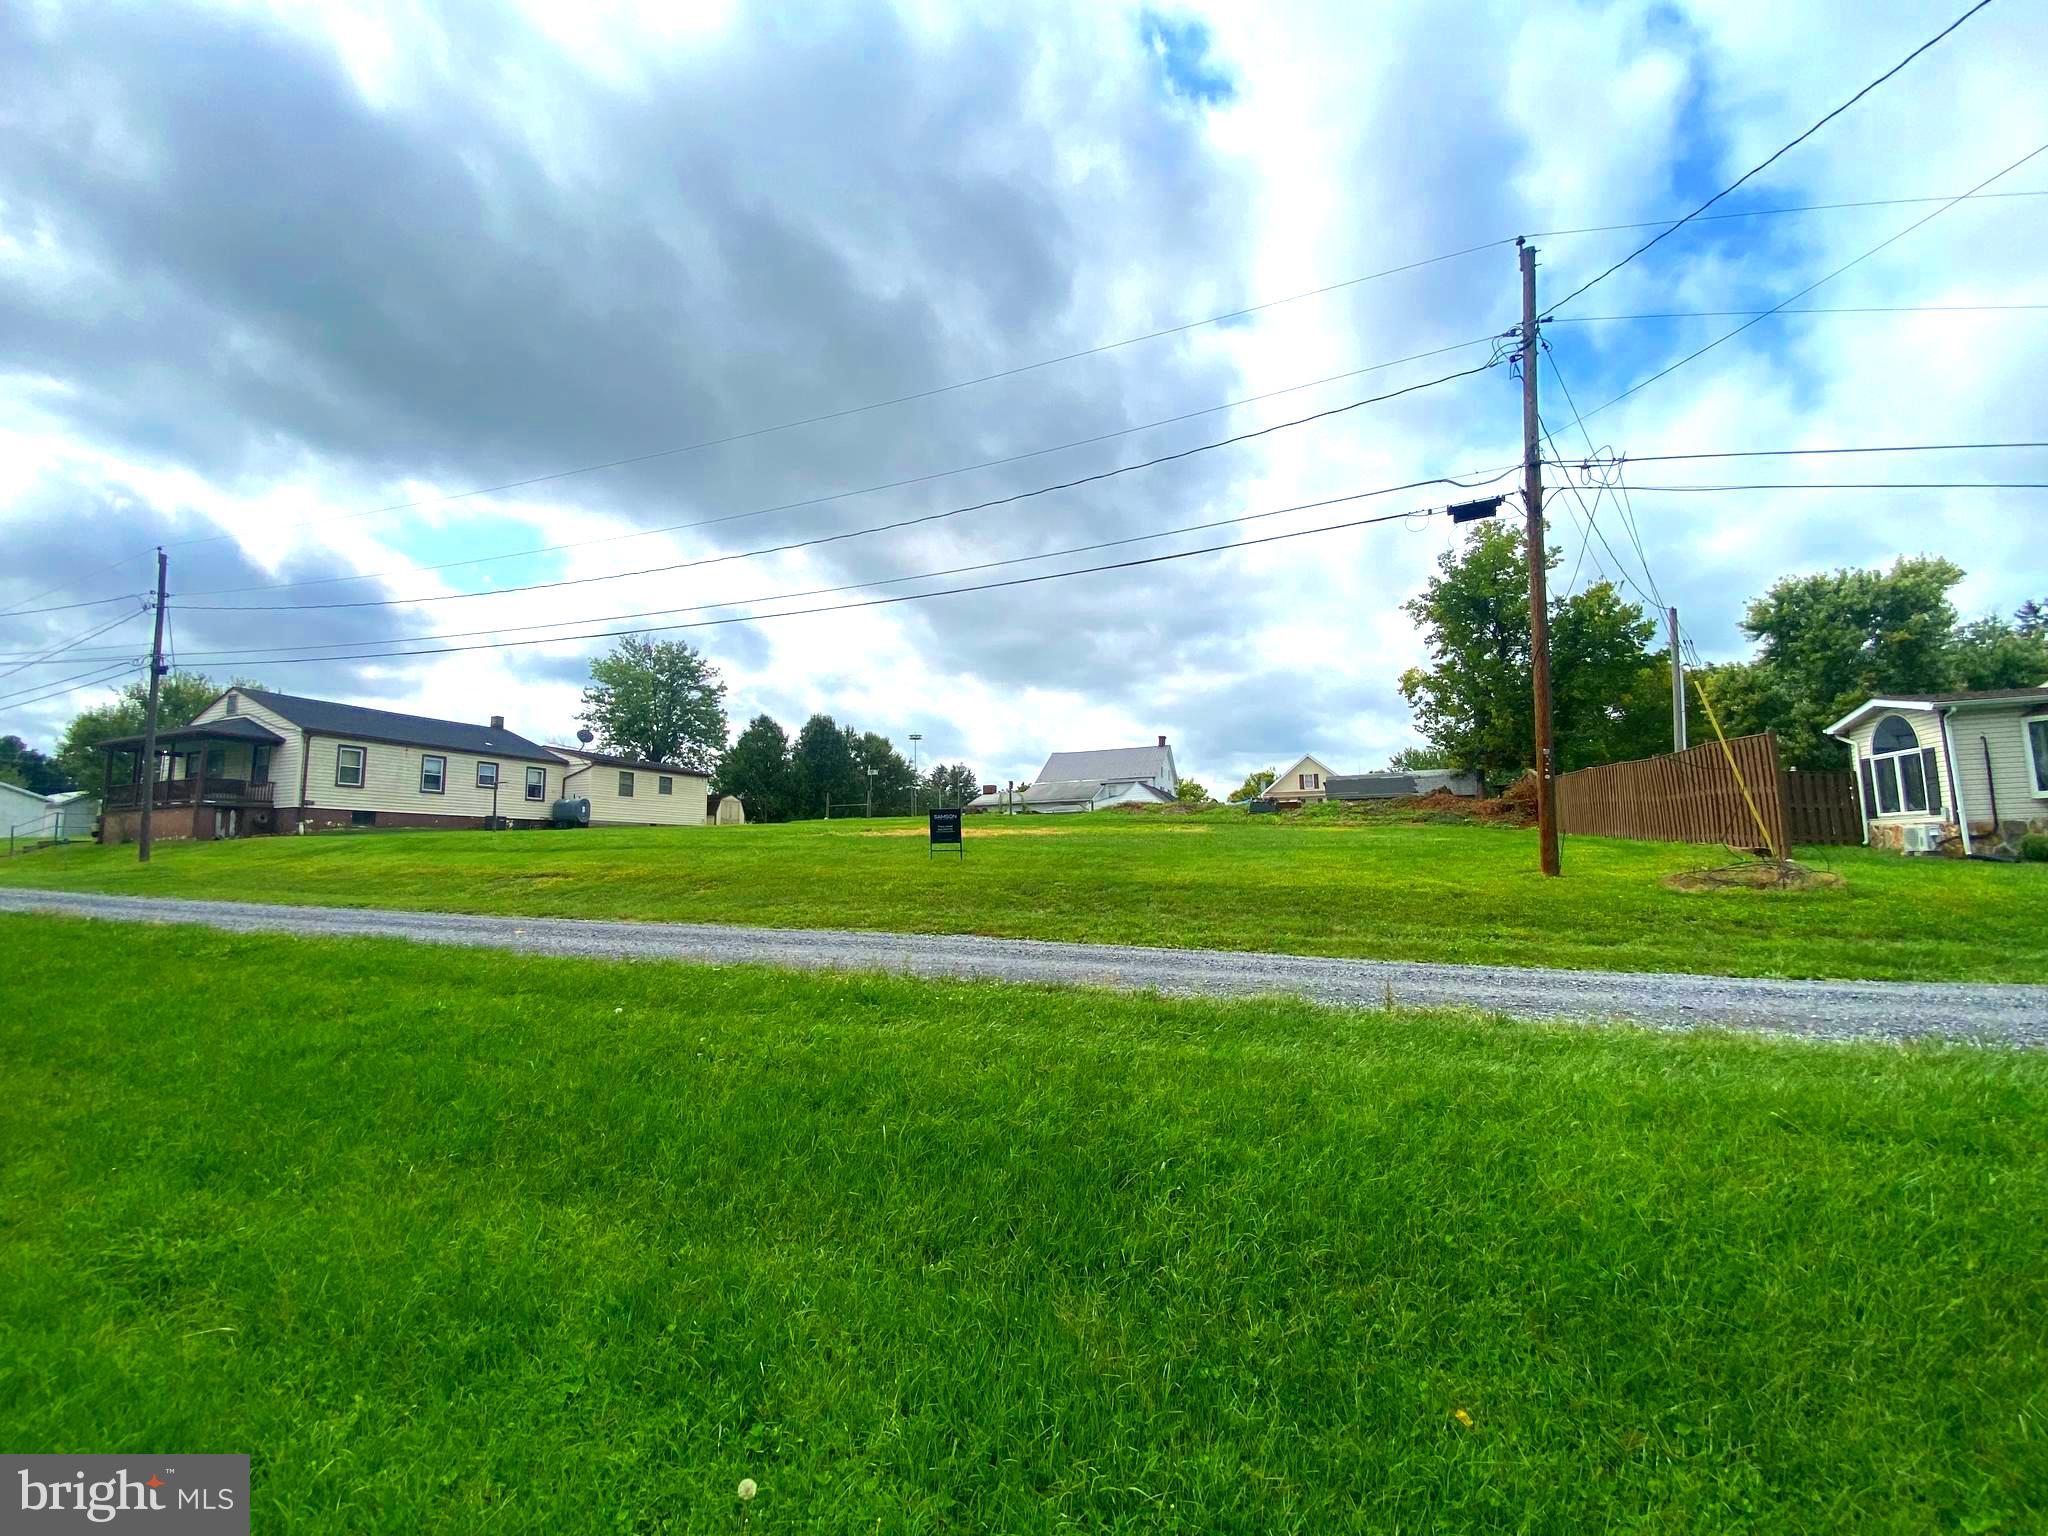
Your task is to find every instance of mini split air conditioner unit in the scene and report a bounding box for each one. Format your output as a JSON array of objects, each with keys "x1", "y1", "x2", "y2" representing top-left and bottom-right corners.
[{"x1": 1900, "y1": 824, "x2": 1943, "y2": 855}]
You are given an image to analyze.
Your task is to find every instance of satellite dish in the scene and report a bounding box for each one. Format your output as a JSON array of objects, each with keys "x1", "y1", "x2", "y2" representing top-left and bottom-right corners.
[{"x1": 577, "y1": 728, "x2": 595, "y2": 745}]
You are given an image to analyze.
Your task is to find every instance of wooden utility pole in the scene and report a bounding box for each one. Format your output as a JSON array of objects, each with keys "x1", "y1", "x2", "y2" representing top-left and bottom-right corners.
[
  {"x1": 137, "y1": 547, "x2": 168, "y2": 864},
  {"x1": 1519, "y1": 240, "x2": 1560, "y2": 876},
  {"x1": 1668, "y1": 606, "x2": 1688, "y2": 752}
]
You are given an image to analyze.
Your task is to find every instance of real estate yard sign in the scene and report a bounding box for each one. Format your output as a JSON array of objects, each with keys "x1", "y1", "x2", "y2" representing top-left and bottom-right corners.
[{"x1": 929, "y1": 807, "x2": 964, "y2": 858}]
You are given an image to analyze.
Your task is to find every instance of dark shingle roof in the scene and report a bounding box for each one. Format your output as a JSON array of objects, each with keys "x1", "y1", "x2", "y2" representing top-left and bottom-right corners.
[
  {"x1": 238, "y1": 688, "x2": 560, "y2": 761},
  {"x1": 97, "y1": 715, "x2": 286, "y2": 750},
  {"x1": 1914, "y1": 686, "x2": 2048, "y2": 705}
]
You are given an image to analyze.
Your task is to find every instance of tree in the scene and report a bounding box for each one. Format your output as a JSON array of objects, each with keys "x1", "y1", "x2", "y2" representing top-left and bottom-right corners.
[
  {"x1": 852, "y1": 731, "x2": 918, "y2": 814},
  {"x1": 578, "y1": 637, "x2": 728, "y2": 770},
  {"x1": 1174, "y1": 777, "x2": 1211, "y2": 804},
  {"x1": 2014, "y1": 598, "x2": 2046, "y2": 639},
  {"x1": 0, "y1": 735, "x2": 70, "y2": 794},
  {"x1": 713, "y1": 714, "x2": 794, "y2": 822},
  {"x1": 791, "y1": 714, "x2": 860, "y2": 816},
  {"x1": 1387, "y1": 745, "x2": 1449, "y2": 772},
  {"x1": 53, "y1": 671, "x2": 248, "y2": 789},
  {"x1": 923, "y1": 763, "x2": 980, "y2": 807},
  {"x1": 1397, "y1": 524, "x2": 1663, "y2": 782},
  {"x1": 1950, "y1": 616, "x2": 2048, "y2": 693},
  {"x1": 1226, "y1": 769, "x2": 1276, "y2": 803}
]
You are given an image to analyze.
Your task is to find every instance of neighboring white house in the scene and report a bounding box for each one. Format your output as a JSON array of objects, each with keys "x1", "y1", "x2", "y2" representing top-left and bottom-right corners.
[
  {"x1": 553, "y1": 747, "x2": 710, "y2": 827},
  {"x1": 1259, "y1": 754, "x2": 1337, "y2": 803},
  {"x1": 2, "y1": 779, "x2": 93, "y2": 844},
  {"x1": 1825, "y1": 685, "x2": 2048, "y2": 853},
  {"x1": 1020, "y1": 737, "x2": 1180, "y2": 814},
  {"x1": 46, "y1": 791, "x2": 99, "y2": 839}
]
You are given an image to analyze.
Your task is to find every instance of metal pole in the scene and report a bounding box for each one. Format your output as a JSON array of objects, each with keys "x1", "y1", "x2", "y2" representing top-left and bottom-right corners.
[
  {"x1": 1668, "y1": 606, "x2": 1687, "y2": 752},
  {"x1": 1520, "y1": 240, "x2": 1560, "y2": 877},
  {"x1": 137, "y1": 547, "x2": 168, "y2": 864}
]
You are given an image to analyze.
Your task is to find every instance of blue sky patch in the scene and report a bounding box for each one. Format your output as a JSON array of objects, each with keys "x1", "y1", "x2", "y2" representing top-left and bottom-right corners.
[{"x1": 1141, "y1": 11, "x2": 1234, "y2": 106}]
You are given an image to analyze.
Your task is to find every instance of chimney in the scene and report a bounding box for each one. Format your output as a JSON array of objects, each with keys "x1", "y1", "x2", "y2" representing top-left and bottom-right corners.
[
  {"x1": 489, "y1": 715, "x2": 505, "y2": 730},
  {"x1": 1157, "y1": 735, "x2": 1167, "y2": 748}
]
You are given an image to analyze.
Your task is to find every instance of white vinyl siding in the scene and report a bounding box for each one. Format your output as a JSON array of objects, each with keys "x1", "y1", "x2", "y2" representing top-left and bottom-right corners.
[
  {"x1": 555, "y1": 751, "x2": 708, "y2": 826},
  {"x1": 1947, "y1": 705, "x2": 2048, "y2": 832},
  {"x1": 302, "y1": 737, "x2": 555, "y2": 819},
  {"x1": 1261, "y1": 755, "x2": 1336, "y2": 801},
  {"x1": 187, "y1": 691, "x2": 308, "y2": 808},
  {"x1": 524, "y1": 765, "x2": 548, "y2": 802}
]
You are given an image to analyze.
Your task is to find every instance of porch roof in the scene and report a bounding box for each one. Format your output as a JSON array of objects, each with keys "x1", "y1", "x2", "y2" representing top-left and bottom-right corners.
[{"x1": 98, "y1": 717, "x2": 285, "y2": 752}]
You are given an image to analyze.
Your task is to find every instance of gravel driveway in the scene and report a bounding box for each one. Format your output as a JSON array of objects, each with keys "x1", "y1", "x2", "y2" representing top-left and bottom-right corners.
[{"x1": 7, "y1": 888, "x2": 2043, "y2": 1045}]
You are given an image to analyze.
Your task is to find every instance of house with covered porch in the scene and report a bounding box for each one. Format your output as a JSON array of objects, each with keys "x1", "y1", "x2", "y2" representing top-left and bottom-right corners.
[{"x1": 97, "y1": 686, "x2": 568, "y2": 843}]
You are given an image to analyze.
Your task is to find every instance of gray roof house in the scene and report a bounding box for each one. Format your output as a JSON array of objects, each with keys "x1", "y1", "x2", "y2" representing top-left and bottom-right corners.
[
  {"x1": 1021, "y1": 737, "x2": 1180, "y2": 814},
  {"x1": 1825, "y1": 684, "x2": 2048, "y2": 853}
]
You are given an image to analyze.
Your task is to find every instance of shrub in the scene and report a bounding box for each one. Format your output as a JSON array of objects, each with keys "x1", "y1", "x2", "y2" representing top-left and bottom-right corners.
[{"x1": 2019, "y1": 833, "x2": 2048, "y2": 863}]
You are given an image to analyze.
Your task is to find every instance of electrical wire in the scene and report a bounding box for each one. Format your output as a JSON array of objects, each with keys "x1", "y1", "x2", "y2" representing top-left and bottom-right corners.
[
  {"x1": 83, "y1": 468, "x2": 1525, "y2": 668},
  {"x1": 0, "y1": 659, "x2": 145, "y2": 712},
  {"x1": 1548, "y1": 301, "x2": 2048, "y2": 322},
  {"x1": 174, "y1": 361, "x2": 1499, "y2": 613},
  {"x1": 0, "y1": 607, "x2": 147, "y2": 683},
  {"x1": 1543, "y1": 0, "x2": 1996, "y2": 316},
  {"x1": 1551, "y1": 439, "x2": 2048, "y2": 467},
  {"x1": 1542, "y1": 346, "x2": 1667, "y2": 609},
  {"x1": 1582, "y1": 139, "x2": 2048, "y2": 420},
  {"x1": 172, "y1": 334, "x2": 1499, "y2": 600},
  {"x1": 1524, "y1": 186, "x2": 2047, "y2": 240},
  {"x1": 1614, "y1": 480, "x2": 2048, "y2": 491}
]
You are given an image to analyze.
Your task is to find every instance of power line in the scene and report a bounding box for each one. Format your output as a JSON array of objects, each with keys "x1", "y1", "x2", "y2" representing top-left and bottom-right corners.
[
  {"x1": 0, "y1": 607, "x2": 147, "y2": 683},
  {"x1": 1550, "y1": 440, "x2": 2048, "y2": 467},
  {"x1": 1615, "y1": 480, "x2": 2048, "y2": 491},
  {"x1": 1542, "y1": 346, "x2": 1667, "y2": 609},
  {"x1": 92, "y1": 497, "x2": 1483, "y2": 672},
  {"x1": 174, "y1": 361, "x2": 1498, "y2": 613},
  {"x1": 80, "y1": 469, "x2": 1524, "y2": 668},
  {"x1": 172, "y1": 334, "x2": 1498, "y2": 601},
  {"x1": 1544, "y1": 0, "x2": 1996, "y2": 315},
  {"x1": 0, "y1": 659, "x2": 145, "y2": 712},
  {"x1": 1524, "y1": 186, "x2": 2048, "y2": 240},
  {"x1": 1548, "y1": 301, "x2": 2048, "y2": 323},
  {"x1": 1583, "y1": 139, "x2": 2048, "y2": 419}
]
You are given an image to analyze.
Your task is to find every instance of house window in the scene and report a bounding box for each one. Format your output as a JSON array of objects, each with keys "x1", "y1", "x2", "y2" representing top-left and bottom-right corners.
[
  {"x1": 336, "y1": 745, "x2": 366, "y2": 788},
  {"x1": 618, "y1": 771, "x2": 635, "y2": 797},
  {"x1": 2026, "y1": 716, "x2": 2048, "y2": 795},
  {"x1": 205, "y1": 747, "x2": 226, "y2": 776},
  {"x1": 420, "y1": 755, "x2": 446, "y2": 794},
  {"x1": 1861, "y1": 715, "x2": 1942, "y2": 817},
  {"x1": 225, "y1": 695, "x2": 238, "y2": 716},
  {"x1": 1300, "y1": 773, "x2": 1320, "y2": 790},
  {"x1": 251, "y1": 746, "x2": 271, "y2": 786},
  {"x1": 659, "y1": 776, "x2": 673, "y2": 795},
  {"x1": 350, "y1": 810, "x2": 377, "y2": 827},
  {"x1": 525, "y1": 766, "x2": 547, "y2": 802},
  {"x1": 476, "y1": 761, "x2": 499, "y2": 789}
]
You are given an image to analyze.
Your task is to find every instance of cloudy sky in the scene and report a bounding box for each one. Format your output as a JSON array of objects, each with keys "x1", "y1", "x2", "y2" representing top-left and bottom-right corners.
[{"x1": 3, "y1": 0, "x2": 2043, "y2": 792}]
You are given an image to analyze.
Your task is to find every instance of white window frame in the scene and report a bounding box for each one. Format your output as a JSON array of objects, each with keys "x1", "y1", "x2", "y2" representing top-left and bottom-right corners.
[
  {"x1": 618, "y1": 771, "x2": 635, "y2": 798},
  {"x1": 476, "y1": 760, "x2": 499, "y2": 789},
  {"x1": 525, "y1": 766, "x2": 547, "y2": 802},
  {"x1": 2025, "y1": 713, "x2": 2048, "y2": 797},
  {"x1": 420, "y1": 754, "x2": 447, "y2": 795},
  {"x1": 658, "y1": 776, "x2": 673, "y2": 795},
  {"x1": 335, "y1": 744, "x2": 367, "y2": 788},
  {"x1": 1862, "y1": 715, "x2": 1941, "y2": 819}
]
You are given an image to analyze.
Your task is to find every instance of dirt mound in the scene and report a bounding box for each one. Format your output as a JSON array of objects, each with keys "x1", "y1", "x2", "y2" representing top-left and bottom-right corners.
[
  {"x1": 1663, "y1": 860, "x2": 1845, "y2": 894},
  {"x1": 1103, "y1": 799, "x2": 1214, "y2": 815}
]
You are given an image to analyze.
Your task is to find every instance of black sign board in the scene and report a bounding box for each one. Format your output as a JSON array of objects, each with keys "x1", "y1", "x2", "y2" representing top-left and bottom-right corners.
[{"x1": 929, "y1": 807, "x2": 964, "y2": 857}]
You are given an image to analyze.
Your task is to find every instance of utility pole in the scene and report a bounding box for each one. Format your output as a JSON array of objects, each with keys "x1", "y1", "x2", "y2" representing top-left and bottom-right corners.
[
  {"x1": 909, "y1": 732, "x2": 922, "y2": 812},
  {"x1": 1519, "y1": 239, "x2": 1560, "y2": 877},
  {"x1": 1668, "y1": 606, "x2": 1688, "y2": 752},
  {"x1": 137, "y1": 546, "x2": 168, "y2": 864}
]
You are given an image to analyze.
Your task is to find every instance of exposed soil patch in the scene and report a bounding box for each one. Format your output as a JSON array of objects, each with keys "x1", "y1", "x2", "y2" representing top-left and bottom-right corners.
[{"x1": 1664, "y1": 861, "x2": 1845, "y2": 894}]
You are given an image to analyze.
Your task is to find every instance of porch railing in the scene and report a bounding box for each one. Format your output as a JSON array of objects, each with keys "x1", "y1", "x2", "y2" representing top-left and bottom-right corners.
[{"x1": 105, "y1": 778, "x2": 275, "y2": 810}]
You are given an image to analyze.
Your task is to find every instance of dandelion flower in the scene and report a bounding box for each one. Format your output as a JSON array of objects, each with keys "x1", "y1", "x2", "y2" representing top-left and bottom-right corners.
[
  {"x1": 1454, "y1": 1408, "x2": 1474, "y2": 1428},
  {"x1": 737, "y1": 1478, "x2": 757, "y2": 1502}
]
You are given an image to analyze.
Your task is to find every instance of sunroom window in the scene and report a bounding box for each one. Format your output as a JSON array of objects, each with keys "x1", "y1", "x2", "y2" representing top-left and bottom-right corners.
[{"x1": 1859, "y1": 714, "x2": 1943, "y2": 817}]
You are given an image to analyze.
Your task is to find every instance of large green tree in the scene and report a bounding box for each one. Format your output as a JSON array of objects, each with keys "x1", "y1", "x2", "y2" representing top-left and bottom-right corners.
[
  {"x1": 578, "y1": 638, "x2": 728, "y2": 769},
  {"x1": 1707, "y1": 560, "x2": 2048, "y2": 767},
  {"x1": 791, "y1": 714, "x2": 860, "y2": 817},
  {"x1": 922, "y1": 763, "x2": 981, "y2": 807},
  {"x1": 53, "y1": 671, "x2": 249, "y2": 789},
  {"x1": 1397, "y1": 524, "x2": 1664, "y2": 782},
  {"x1": 0, "y1": 735, "x2": 70, "y2": 794},
  {"x1": 712, "y1": 714, "x2": 794, "y2": 822},
  {"x1": 851, "y1": 731, "x2": 918, "y2": 815}
]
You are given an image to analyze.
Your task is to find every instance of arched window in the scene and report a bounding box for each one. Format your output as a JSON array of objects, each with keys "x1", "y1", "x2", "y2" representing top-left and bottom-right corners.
[{"x1": 1860, "y1": 713, "x2": 1944, "y2": 817}]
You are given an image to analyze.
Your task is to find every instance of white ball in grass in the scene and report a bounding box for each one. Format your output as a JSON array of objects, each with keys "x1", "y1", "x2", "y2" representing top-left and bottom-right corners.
[{"x1": 737, "y1": 1478, "x2": 757, "y2": 1502}]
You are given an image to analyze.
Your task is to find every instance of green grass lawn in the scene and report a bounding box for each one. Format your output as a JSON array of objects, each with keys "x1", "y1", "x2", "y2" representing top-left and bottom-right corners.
[
  {"x1": 4, "y1": 809, "x2": 2043, "y2": 981},
  {"x1": 2, "y1": 915, "x2": 2042, "y2": 1532}
]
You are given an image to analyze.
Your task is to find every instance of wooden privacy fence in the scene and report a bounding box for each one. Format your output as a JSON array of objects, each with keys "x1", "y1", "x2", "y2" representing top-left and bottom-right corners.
[{"x1": 1555, "y1": 732, "x2": 1861, "y2": 852}]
